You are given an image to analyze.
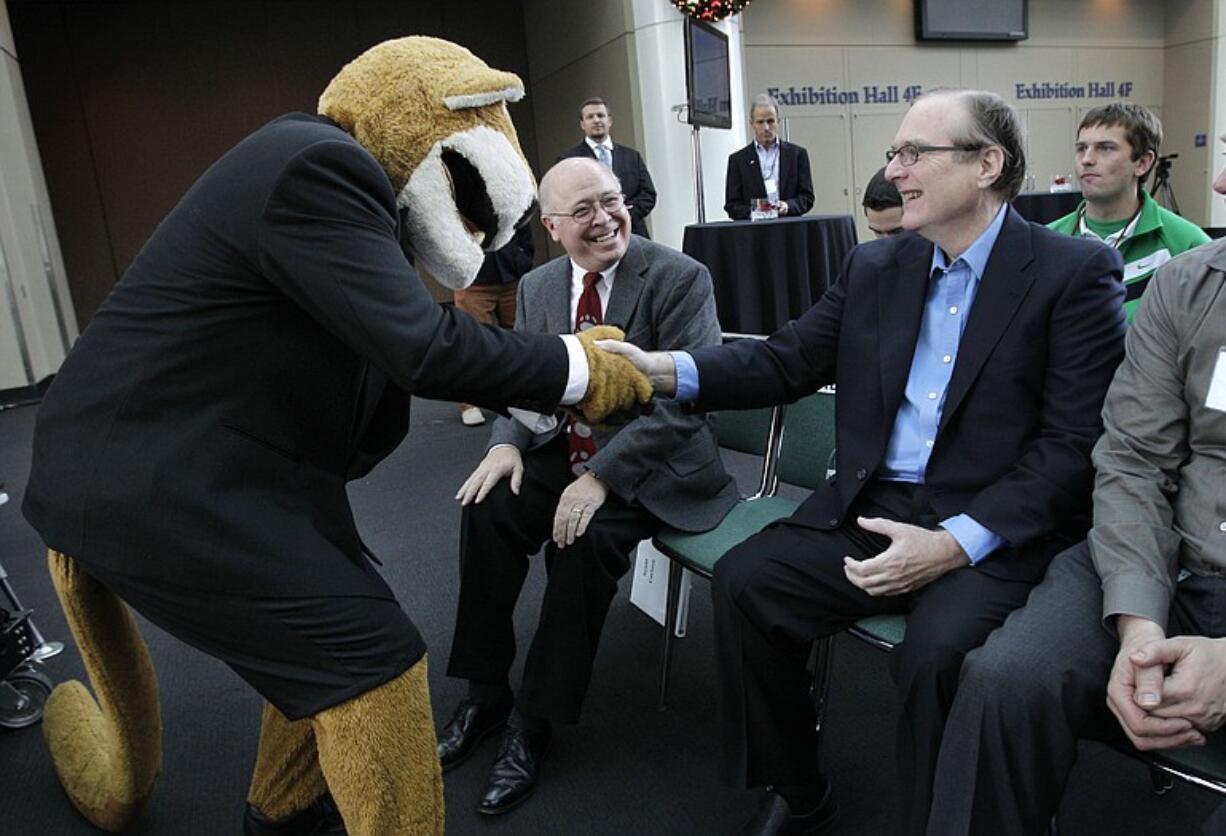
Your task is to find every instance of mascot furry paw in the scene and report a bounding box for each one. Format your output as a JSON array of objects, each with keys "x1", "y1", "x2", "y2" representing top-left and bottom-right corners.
[{"x1": 31, "y1": 35, "x2": 649, "y2": 836}]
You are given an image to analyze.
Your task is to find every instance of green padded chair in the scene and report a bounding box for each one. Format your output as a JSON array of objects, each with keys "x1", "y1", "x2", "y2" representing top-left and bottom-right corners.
[
  {"x1": 827, "y1": 615, "x2": 1226, "y2": 831},
  {"x1": 653, "y1": 389, "x2": 837, "y2": 710}
]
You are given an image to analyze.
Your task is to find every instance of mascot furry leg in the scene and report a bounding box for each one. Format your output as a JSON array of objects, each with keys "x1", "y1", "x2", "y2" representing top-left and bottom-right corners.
[
  {"x1": 44, "y1": 550, "x2": 445, "y2": 835},
  {"x1": 42, "y1": 551, "x2": 161, "y2": 832}
]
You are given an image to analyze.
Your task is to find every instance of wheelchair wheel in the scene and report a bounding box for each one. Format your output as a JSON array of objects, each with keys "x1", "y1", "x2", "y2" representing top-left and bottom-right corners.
[{"x1": 0, "y1": 667, "x2": 53, "y2": 729}]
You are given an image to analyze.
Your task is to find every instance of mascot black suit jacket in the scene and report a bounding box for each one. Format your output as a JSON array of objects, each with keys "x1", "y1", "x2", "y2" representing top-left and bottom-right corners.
[{"x1": 23, "y1": 113, "x2": 572, "y2": 712}]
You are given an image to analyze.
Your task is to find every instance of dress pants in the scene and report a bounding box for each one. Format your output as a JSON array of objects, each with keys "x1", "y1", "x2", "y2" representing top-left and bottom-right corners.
[
  {"x1": 711, "y1": 480, "x2": 1036, "y2": 834},
  {"x1": 928, "y1": 541, "x2": 1226, "y2": 836},
  {"x1": 446, "y1": 436, "x2": 658, "y2": 723}
]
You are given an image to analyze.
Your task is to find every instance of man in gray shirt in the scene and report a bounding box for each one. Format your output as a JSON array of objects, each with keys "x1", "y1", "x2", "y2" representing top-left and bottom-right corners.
[{"x1": 927, "y1": 142, "x2": 1226, "y2": 835}]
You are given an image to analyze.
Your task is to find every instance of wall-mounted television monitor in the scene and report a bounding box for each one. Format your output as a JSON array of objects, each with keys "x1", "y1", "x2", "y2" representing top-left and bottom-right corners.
[
  {"x1": 915, "y1": 0, "x2": 1028, "y2": 42},
  {"x1": 684, "y1": 17, "x2": 732, "y2": 129}
]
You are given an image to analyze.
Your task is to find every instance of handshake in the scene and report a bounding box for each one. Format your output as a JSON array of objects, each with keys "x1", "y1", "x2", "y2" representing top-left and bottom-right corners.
[{"x1": 572, "y1": 326, "x2": 679, "y2": 425}]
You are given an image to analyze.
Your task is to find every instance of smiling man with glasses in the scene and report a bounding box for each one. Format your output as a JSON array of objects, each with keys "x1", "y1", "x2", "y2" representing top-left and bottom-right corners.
[
  {"x1": 436, "y1": 157, "x2": 734, "y2": 817},
  {"x1": 600, "y1": 89, "x2": 1128, "y2": 834}
]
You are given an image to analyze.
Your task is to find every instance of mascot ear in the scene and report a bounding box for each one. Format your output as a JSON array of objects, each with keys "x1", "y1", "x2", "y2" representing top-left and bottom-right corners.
[
  {"x1": 442, "y1": 73, "x2": 524, "y2": 111},
  {"x1": 318, "y1": 36, "x2": 538, "y2": 291}
]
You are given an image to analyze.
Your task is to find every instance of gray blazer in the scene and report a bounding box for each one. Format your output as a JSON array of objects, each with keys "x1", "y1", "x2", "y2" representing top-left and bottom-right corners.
[{"x1": 488, "y1": 236, "x2": 737, "y2": 532}]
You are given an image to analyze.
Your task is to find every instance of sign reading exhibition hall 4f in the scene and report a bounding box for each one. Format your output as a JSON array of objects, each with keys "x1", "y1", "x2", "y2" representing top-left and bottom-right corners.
[{"x1": 767, "y1": 80, "x2": 1137, "y2": 106}]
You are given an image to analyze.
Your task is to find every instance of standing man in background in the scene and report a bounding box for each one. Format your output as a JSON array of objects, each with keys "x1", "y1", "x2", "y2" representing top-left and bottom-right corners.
[
  {"x1": 1048, "y1": 103, "x2": 1208, "y2": 320},
  {"x1": 454, "y1": 224, "x2": 536, "y2": 426},
  {"x1": 558, "y1": 97, "x2": 657, "y2": 239},
  {"x1": 724, "y1": 93, "x2": 815, "y2": 220}
]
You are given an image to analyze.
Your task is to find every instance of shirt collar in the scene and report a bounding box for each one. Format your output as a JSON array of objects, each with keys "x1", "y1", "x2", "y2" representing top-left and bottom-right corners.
[
  {"x1": 930, "y1": 202, "x2": 1009, "y2": 279},
  {"x1": 755, "y1": 140, "x2": 779, "y2": 155},
  {"x1": 570, "y1": 260, "x2": 618, "y2": 288},
  {"x1": 585, "y1": 137, "x2": 613, "y2": 153}
]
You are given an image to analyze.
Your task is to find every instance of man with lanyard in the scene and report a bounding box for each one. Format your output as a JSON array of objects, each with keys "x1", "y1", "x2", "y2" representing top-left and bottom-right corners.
[
  {"x1": 1049, "y1": 102, "x2": 1208, "y2": 320},
  {"x1": 723, "y1": 93, "x2": 815, "y2": 220}
]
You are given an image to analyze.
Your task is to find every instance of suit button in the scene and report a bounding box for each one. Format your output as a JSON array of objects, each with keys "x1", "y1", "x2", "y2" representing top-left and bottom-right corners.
[{"x1": 856, "y1": 468, "x2": 867, "y2": 480}]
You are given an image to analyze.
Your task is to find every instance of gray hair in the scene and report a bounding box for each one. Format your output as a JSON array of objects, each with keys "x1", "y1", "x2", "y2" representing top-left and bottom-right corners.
[
  {"x1": 921, "y1": 89, "x2": 1028, "y2": 200},
  {"x1": 750, "y1": 93, "x2": 780, "y2": 118}
]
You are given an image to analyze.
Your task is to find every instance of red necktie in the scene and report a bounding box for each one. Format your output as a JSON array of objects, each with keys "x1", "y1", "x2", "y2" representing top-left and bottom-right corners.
[{"x1": 568, "y1": 272, "x2": 602, "y2": 475}]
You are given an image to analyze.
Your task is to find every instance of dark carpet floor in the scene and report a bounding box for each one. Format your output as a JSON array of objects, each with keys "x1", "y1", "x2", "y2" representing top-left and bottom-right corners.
[{"x1": 0, "y1": 396, "x2": 1216, "y2": 834}]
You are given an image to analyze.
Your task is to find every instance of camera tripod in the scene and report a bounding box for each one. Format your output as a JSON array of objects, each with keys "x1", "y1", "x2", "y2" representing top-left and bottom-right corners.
[{"x1": 1152, "y1": 154, "x2": 1181, "y2": 216}]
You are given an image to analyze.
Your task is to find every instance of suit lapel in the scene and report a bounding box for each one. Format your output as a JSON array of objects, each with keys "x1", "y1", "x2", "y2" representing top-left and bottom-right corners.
[
  {"x1": 879, "y1": 236, "x2": 934, "y2": 430},
  {"x1": 777, "y1": 142, "x2": 788, "y2": 192},
  {"x1": 543, "y1": 259, "x2": 575, "y2": 334},
  {"x1": 604, "y1": 237, "x2": 646, "y2": 331},
  {"x1": 939, "y1": 208, "x2": 1036, "y2": 433},
  {"x1": 611, "y1": 142, "x2": 627, "y2": 181}
]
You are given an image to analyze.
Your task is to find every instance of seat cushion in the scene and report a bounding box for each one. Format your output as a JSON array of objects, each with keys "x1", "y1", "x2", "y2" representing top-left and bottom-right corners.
[
  {"x1": 1149, "y1": 731, "x2": 1226, "y2": 789},
  {"x1": 653, "y1": 496, "x2": 798, "y2": 577},
  {"x1": 851, "y1": 614, "x2": 907, "y2": 647}
]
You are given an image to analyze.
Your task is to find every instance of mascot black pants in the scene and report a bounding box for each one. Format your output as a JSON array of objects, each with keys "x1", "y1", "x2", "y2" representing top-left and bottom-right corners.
[{"x1": 79, "y1": 559, "x2": 424, "y2": 719}]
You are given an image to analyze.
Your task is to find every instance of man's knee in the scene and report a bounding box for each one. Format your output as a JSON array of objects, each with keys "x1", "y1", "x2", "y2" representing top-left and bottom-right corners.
[
  {"x1": 711, "y1": 536, "x2": 771, "y2": 608},
  {"x1": 461, "y1": 479, "x2": 520, "y2": 527}
]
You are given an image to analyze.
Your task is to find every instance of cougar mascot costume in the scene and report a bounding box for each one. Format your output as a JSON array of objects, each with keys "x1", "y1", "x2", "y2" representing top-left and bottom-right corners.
[{"x1": 22, "y1": 37, "x2": 648, "y2": 835}]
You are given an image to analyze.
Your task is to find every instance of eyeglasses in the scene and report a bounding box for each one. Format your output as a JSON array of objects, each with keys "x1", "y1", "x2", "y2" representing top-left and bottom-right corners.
[
  {"x1": 544, "y1": 193, "x2": 626, "y2": 224},
  {"x1": 885, "y1": 143, "x2": 985, "y2": 167}
]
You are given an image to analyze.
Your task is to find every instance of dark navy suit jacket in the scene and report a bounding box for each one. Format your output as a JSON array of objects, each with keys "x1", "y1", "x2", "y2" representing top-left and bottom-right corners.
[{"x1": 690, "y1": 207, "x2": 1126, "y2": 581}]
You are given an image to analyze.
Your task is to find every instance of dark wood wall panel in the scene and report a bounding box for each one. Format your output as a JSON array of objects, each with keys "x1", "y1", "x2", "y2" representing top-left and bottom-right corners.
[{"x1": 9, "y1": 0, "x2": 536, "y2": 326}]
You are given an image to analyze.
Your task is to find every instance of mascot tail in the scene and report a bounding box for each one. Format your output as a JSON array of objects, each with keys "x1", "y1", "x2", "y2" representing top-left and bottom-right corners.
[{"x1": 43, "y1": 551, "x2": 162, "y2": 832}]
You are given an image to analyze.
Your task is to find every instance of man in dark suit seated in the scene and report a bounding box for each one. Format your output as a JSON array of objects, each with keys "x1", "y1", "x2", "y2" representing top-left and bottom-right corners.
[
  {"x1": 557, "y1": 97, "x2": 657, "y2": 238},
  {"x1": 435, "y1": 157, "x2": 736, "y2": 815},
  {"x1": 724, "y1": 93, "x2": 815, "y2": 220},
  {"x1": 602, "y1": 90, "x2": 1127, "y2": 835},
  {"x1": 928, "y1": 153, "x2": 1226, "y2": 836}
]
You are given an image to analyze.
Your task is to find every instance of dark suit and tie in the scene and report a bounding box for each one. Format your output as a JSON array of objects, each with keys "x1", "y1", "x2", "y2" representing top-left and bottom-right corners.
[{"x1": 723, "y1": 140, "x2": 815, "y2": 220}]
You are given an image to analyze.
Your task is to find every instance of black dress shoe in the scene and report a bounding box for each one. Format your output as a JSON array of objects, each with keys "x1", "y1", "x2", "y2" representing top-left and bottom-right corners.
[
  {"x1": 477, "y1": 725, "x2": 552, "y2": 815},
  {"x1": 437, "y1": 697, "x2": 512, "y2": 772},
  {"x1": 739, "y1": 785, "x2": 838, "y2": 836},
  {"x1": 243, "y1": 793, "x2": 347, "y2": 835}
]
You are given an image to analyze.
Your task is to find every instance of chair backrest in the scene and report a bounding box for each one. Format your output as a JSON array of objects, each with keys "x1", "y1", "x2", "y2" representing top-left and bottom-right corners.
[
  {"x1": 775, "y1": 389, "x2": 836, "y2": 490},
  {"x1": 710, "y1": 408, "x2": 777, "y2": 457},
  {"x1": 709, "y1": 405, "x2": 783, "y2": 500}
]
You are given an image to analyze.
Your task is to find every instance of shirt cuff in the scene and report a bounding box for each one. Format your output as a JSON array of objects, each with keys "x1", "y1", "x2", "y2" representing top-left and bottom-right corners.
[
  {"x1": 670, "y1": 350, "x2": 699, "y2": 402},
  {"x1": 506, "y1": 409, "x2": 559, "y2": 435},
  {"x1": 940, "y1": 514, "x2": 1005, "y2": 565},
  {"x1": 558, "y1": 335, "x2": 588, "y2": 406}
]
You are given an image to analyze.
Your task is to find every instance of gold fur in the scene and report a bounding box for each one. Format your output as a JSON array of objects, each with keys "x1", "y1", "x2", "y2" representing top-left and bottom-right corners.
[
  {"x1": 246, "y1": 703, "x2": 328, "y2": 820},
  {"x1": 575, "y1": 325, "x2": 654, "y2": 425},
  {"x1": 319, "y1": 36, "x2": 529, "y2": 190},
  {"x1": 43, "y1": 551, "x2": 161, "y2": 832},
  {"x1": 312, "y1": 658, "x2": 444, "y2": 835}
]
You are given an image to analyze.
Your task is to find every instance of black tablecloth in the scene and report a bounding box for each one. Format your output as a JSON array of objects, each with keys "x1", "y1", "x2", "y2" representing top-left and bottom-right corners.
[
  {"x1": 682, "y1": 215, "x2": 858, "y2": 334},
  {"x1": 1011, "y1": 191, "x2": 1082, "y2": 225}
]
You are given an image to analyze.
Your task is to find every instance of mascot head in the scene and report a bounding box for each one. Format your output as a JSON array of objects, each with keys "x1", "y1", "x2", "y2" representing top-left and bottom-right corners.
[{"x1": 319, "y1": 37, "x2": 536, "y2": 289}]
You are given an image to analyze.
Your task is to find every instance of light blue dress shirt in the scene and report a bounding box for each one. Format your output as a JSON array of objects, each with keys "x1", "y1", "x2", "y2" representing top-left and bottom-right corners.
[
  {"x1": 876, "y1": 203, "x2": 1009, "y2": 564},
  {"x1": 672, "y1": 203, "x2": 1010, "y2": 564},
  {"x1": 754, "y1": 141, "x2": 781, "y2": 202}
]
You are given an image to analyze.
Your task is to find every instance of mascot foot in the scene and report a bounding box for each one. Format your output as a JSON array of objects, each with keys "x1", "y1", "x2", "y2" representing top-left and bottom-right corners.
[{"x1": 244, "y1": 793, "x2": 346, "y2": 835}]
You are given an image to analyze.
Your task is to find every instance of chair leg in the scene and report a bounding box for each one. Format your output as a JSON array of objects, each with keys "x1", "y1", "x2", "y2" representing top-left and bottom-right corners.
[
  {"x1": 811, "y1": 635, "x2": 837, "y2": 746},
  {"x1": 657, "y1": 560, "x2": 684, "y2": 712},
  {"x1": 1148, "y1": 764, "x2": 1174, "y2": 796}
]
